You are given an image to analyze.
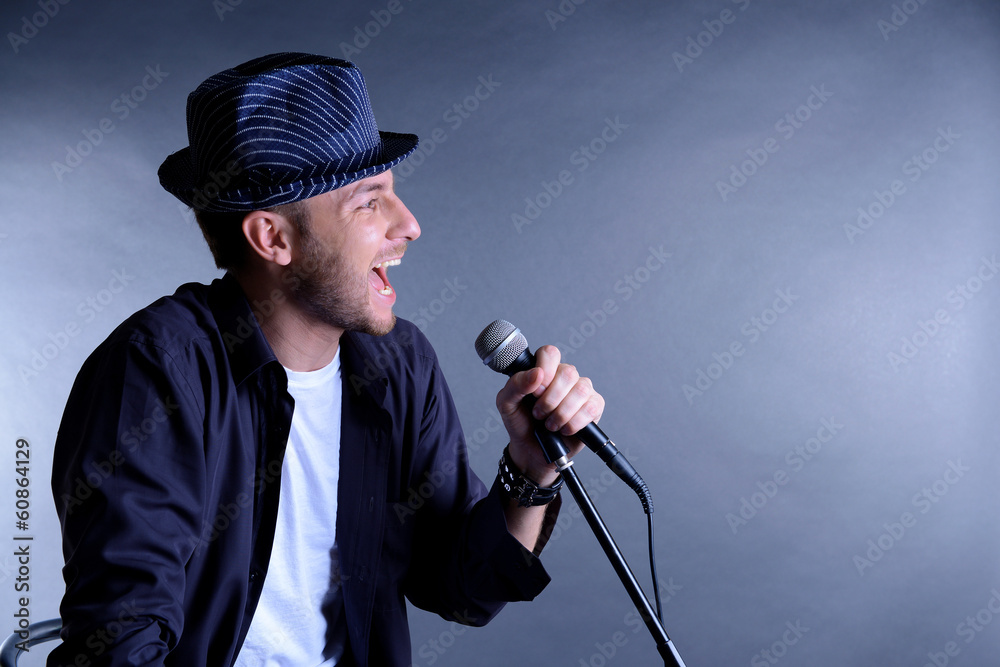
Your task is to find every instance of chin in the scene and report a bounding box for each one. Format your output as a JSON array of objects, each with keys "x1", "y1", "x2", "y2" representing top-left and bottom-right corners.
[
  {"x1": 368, "y1": 314, "x2": 397, "y2": 337},
  {"x1": 358, "y1": 307, "x2": 397, "y2": 337}
]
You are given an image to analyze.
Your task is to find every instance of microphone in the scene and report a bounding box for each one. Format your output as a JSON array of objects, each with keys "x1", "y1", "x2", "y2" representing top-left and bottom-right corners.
[{"x1": 475, "y1": 319, "x2": 652, "y2": 513}]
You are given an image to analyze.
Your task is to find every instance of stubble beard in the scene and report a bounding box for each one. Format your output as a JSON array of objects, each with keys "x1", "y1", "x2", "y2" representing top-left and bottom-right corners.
[{"x1": 290, "y1": 226, "x2": 396, "y2": 337}]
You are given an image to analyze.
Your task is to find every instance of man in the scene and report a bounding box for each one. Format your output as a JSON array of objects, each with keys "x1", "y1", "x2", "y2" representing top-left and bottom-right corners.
[{"x1": 49, "y1": 53, "x2": 603, "y2": 665}]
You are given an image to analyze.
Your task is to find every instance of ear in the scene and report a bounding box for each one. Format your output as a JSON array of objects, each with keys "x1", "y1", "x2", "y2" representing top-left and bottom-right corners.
[{"x1": 242, "y1": 210, "x2": 295, "y2": 267}]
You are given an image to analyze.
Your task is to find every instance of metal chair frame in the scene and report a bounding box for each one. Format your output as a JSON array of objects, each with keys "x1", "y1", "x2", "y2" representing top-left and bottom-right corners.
[{"x1": 0, "y1": 619, "x2": 61, "y2": 667}]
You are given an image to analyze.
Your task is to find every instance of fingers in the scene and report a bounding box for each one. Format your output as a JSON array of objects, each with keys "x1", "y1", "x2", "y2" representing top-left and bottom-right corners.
[
  {"x1": 529, "y1": 345, "x2": 605, "y2": 436},
  {"x1": 495, "y1": 366, "x2": 544, "y2": 419}
]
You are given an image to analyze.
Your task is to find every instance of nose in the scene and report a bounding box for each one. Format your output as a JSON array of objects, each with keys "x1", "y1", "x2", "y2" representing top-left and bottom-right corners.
[{"x1": 389, "y1": 194, "x2": 420, "y2": 242}]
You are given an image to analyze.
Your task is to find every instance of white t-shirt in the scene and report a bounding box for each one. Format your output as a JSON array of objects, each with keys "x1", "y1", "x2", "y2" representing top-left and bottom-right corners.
[{"x1": 236, "y1": 350, "x2": 346, "y2": 666}]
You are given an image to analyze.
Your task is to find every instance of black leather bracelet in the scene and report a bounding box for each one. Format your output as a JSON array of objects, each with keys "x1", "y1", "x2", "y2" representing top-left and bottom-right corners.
[{"x1": 497, "y1": 445, "x2": 564, "y2": 508}]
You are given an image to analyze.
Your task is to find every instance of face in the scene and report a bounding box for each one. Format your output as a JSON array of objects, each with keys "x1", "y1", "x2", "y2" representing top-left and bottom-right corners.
[{"x1": 287, "y1": 169, "x2": 420, "y2": 336}]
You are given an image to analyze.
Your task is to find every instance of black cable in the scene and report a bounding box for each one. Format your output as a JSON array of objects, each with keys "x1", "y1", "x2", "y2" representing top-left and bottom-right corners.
[{"x1": 647, "y1": 510, "x2": 664, "y2": 623}]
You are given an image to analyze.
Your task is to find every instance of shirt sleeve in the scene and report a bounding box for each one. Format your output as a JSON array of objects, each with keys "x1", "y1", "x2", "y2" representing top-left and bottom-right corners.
[
  {"x1": 48, "y1": 337, "x2": 207, "y2": 666},
  {"x1": 400, "y1": 348, "x2": 556, "y2": 626}
]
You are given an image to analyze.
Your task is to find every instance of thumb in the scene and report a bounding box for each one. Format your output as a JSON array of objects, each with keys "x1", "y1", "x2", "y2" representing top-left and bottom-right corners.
[{"x1": 497, "y1": 367, "x2": 544, "y2": 417}]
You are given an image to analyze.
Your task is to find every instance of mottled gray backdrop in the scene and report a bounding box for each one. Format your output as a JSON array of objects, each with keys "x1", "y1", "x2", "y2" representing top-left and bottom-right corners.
[{"x1": 2, "y1": 0, "x2": 999, "y2": 665}]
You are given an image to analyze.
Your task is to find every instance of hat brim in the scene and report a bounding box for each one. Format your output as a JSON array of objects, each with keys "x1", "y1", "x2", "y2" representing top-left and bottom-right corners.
[{"x1": 158, "y1": 131, "x2": 418, "y2": 212}]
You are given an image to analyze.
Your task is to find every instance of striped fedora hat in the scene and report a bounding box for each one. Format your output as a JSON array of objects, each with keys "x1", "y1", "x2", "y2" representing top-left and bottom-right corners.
[{"x1": 158, "y1": 53, "x2": 418, "y2": 212}]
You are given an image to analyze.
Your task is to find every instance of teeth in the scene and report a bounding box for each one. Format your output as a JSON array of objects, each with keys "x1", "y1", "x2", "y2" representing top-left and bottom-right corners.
[{"x1": 373, "y1": 258, "x2": 399, "y2": 296}]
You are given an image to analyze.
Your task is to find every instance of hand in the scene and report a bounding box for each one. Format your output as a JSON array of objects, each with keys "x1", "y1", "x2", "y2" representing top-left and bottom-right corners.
[{"x1": 495, "y1": 345, "x2": 605, "y2": 487}]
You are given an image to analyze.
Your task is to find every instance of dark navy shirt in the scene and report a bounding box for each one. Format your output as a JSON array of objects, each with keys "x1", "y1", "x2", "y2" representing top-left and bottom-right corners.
[{"x1": 49, "y1": 273, "x2": 552, "y2": 666}]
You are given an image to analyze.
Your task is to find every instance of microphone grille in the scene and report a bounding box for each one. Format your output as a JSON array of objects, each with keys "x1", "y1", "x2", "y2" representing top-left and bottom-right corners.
[{"x1": 475, "y1": 319, "x2": 528, "y2": 373}]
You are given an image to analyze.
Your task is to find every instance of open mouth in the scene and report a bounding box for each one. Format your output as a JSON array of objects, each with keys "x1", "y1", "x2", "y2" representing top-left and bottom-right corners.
[{"x1": 370, "y1": 258, "x2": 401, "y2": 296}]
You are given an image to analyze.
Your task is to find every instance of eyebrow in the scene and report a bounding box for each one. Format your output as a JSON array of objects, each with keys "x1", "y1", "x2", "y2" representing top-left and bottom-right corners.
[
  {"x1": 356, "y1": 182, "x2": 385, "y2": 194},
  {"x1": 347, "y1": 178, "x2": 393, "y2": 201}
]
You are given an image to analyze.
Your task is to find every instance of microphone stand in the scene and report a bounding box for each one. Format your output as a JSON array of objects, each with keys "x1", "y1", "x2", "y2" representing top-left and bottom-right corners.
[{"x1": 531, "y1": 426, "x2": 686, "y2": 667}]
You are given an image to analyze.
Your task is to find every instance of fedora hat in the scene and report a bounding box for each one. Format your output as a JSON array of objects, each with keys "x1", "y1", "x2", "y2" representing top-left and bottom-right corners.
[{"x1": 158, "y1": 52, "x2": 418, "y2": 212}]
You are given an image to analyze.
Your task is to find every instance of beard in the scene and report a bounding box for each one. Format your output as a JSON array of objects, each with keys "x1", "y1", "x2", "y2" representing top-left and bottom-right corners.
[{"x1": 288, "y1": 224, "x2": 397, "y2": 337}]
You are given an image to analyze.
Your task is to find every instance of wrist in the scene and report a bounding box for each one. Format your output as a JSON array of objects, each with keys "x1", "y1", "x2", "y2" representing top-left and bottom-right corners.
[
  {"x1": 497, "y1": 445, "x2": 563, "y2": 508},
  {"x1": 526, "y1": 467, "x2": 560, "y2": 487},
  {"x1": 507, "y1": 441, "x2": 558, "y2": 486}
]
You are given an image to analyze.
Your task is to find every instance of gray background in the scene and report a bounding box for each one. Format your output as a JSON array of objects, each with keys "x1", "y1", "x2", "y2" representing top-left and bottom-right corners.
[{"x1": 2, "y1": 0, "x2": 999, "y2": 665}]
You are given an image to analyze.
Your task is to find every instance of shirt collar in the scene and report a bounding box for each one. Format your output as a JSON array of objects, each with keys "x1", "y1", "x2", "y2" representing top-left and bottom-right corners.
[
  {"x1": 208, "y1": 272, "x2": 388, "y2": 407},
  {"x1": 207, "y1": 272, "x2": 280, "y2": 387},
  {"x1": 341, "y1": 330, "x2": 389, "y2": 407}
]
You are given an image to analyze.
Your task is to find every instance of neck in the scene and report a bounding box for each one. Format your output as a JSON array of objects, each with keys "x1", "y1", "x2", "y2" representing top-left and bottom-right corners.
[{"x1": 236, "y1": 270, "x2": 343, "y2": 372}]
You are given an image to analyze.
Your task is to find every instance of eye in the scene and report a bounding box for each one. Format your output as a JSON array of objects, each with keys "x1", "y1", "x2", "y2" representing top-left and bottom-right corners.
[{"x1": 361, "y1": 199, "x2": 377, "y2": 210}]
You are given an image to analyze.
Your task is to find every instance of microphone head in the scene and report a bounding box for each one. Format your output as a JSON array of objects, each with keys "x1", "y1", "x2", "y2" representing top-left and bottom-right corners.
[{"x1": 475, "y1": 319, "x2": 529, "y2": 373}]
